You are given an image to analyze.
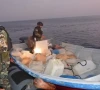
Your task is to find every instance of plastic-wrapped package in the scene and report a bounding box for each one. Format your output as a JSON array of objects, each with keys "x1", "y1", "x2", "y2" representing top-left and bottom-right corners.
[
  {"x1": 29, "y1": 60, "x2": 45, "y2": 73},
  {"x1": 44, "y1": 59, "x2": 64, "y2": 76}
]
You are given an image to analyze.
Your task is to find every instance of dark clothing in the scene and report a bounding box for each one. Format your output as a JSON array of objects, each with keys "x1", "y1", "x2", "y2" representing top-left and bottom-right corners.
[
  {"x1": 33, "y1": 26, "x2": 43, "y2": 41},
  {"x1": 8, "y1": 62, "x2": 36, "y2": 90},
  {"x1": 8, "y1": 62, "x2": 44, "y2": 90}
]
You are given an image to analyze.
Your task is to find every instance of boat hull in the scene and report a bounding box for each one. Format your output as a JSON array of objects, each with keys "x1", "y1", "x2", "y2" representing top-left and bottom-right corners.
[{"x1": 10, "y1": 54, "x2": 100, "y2": 90}]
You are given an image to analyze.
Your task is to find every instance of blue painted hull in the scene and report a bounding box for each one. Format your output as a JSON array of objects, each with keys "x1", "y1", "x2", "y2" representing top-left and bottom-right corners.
[{"x1": 10, "y1": 54, "x2": 100, "y2": 90}]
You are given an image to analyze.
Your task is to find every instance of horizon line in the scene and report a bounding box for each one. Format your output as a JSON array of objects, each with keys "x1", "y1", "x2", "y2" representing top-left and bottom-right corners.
[{"x1": 0, "y1": 14, "x2": 100, "y2": 23}]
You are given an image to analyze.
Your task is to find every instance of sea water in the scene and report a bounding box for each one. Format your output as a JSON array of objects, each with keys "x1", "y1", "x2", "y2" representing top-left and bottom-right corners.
[{"x1": 0, "y1": 15, "x2": 100, "y2": 48}]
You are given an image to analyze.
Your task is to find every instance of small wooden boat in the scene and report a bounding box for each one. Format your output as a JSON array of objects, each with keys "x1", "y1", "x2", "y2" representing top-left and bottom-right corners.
[{"x1": 10, "y1": 41, "x2": 100, "y2": 90}]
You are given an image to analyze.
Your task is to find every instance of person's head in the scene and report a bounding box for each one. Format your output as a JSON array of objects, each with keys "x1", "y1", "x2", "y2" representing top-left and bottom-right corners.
[
  {"x1": 37, "y1": 22, "x2": 43, "y2": 28},
  {"x1": 0, "y1": 26, "x2": 5, "y2": 31}
]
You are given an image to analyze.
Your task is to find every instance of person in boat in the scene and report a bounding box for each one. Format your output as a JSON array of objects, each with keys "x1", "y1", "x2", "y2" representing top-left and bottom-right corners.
[
  {"x1": 27, "y1": 22, "x2": 45, "y2": 53},
  {"x1": 32, "y1": 21, "x2": 45, "y2": 41},
  {"x1": 8, "y1": 60, "x2": 56, "y2": 90},
  {"x1": 0, "y1": 26, "x2": 12, "y2": 90}
]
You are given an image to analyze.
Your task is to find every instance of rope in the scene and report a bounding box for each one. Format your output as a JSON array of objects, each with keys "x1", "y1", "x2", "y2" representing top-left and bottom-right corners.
[{"x1": 64, "y1": 60, "x2": 87, "y2": 79}]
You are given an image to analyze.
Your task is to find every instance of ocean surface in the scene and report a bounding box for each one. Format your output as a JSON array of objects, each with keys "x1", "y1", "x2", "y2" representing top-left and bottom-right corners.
[{"x1": 1, "y1": 15, "x2": 100, "y2": 48}]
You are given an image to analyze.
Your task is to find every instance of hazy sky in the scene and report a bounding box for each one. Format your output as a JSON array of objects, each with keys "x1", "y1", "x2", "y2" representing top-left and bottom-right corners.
[{"x1": 0, "y1": 0, "x2": 100, "y2": 22}]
